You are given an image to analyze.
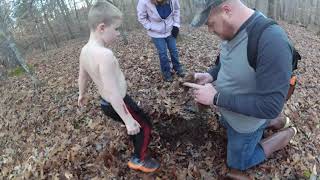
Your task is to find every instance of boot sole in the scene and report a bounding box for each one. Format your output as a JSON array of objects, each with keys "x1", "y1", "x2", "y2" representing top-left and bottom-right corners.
[
  {"x1": 282, "y1": 126, "x2": 297, "y2": 137},
  {"x1": 283, "y1": 117, "x2": 292, "y2": 129},
  {"x1": 289, "y1": 126, "x2": 298, "y2": 144},
  {"x1": 290, "y1": 126, "x2": 298, "y2": 138},
  {"x1": 127, "y1": 161, "x2": 159, "y2": 173}
]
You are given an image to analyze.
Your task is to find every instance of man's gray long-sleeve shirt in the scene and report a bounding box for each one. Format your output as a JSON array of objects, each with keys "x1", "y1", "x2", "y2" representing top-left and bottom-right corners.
[{"x1": 208, "y1": 12, "x2": 292, "y2": 133}]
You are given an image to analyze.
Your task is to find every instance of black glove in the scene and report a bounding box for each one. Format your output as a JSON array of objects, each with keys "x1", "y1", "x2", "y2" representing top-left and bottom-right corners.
[{"x1": 171, "y1": 26, "x2": 179, "y2": 38}]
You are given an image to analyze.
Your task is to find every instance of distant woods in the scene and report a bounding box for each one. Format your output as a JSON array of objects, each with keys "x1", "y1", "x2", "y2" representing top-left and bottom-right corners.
[
  {"x1": 244, "y1": 0, "x2": 320, "y2": 27},
  {"x1": 0, "y1": 0, "x2": 320, "y2": 79}
]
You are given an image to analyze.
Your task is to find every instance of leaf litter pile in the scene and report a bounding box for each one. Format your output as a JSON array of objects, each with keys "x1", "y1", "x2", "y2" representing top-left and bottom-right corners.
[{"x1": 0, "y1": 22, "x2": 319, "y2": 179}]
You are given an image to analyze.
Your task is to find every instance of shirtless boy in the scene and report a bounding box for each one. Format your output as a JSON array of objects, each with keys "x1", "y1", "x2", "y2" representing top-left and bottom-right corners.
[{"x1": 78, "y1": 1, "x2": 160, "y2": 173}]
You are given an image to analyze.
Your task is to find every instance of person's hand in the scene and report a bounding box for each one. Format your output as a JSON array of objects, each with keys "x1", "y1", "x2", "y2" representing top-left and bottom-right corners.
[
  {"x1": 194, "y1": 73, "x2": 213, "y2": 85},
  {"x1": 171, "y1": 26, "x2": 179, "y2": 38},
  {"x1": 125, "y1": 120, "x2": 141, "y2": 135},
  {"x1": 78, "y1": 95, "x2": 87, "y2": 107},
  {"x1": 183, "y1": 82, "x2": 217, "y2": 105}
]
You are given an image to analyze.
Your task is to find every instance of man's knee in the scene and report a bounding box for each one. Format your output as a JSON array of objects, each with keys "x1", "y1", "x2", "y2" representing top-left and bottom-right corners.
[
  {"x1": 227, "y1": 143, "x2": 250, "y2": 170},
  {"x1": 227, "y1": 142, "x2": 265, "y2": 171}
]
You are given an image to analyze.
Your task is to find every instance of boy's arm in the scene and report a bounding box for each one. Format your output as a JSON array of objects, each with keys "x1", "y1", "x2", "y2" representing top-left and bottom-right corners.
[
  {"x1": 78, "y1": 64, "x2": 89, "y2": 98},
  {"x1": 137, "y1": 0, "x2": 152, "y2": 30},
  {"x1": 172, "y1": 0, "x2": 181, "y2": 28},
  {"x1": 99, "y1": 53, "x2": 140, "y2": 135}
]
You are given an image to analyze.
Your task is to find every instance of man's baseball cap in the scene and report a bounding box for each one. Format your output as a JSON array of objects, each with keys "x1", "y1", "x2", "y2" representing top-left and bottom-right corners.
[{"x1": 191, "y1": 0, "x2": 227, "y2": 27}]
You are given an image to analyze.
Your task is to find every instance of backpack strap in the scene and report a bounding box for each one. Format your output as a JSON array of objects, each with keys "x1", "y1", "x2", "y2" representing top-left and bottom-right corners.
[
  {"x1": 247, "y1": 16, "x2": 277, "y2": 71},
  {"x1": 292, "y1": 47, "x2": 301, "y2": 71}
]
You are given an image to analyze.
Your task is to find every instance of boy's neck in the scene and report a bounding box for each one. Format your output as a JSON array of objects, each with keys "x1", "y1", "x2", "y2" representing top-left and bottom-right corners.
[{"x1": 88, "y1": 32, "x2": 107, "y2": 47}]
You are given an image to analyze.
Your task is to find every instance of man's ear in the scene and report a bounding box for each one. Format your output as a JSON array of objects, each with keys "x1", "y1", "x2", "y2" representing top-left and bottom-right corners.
[
  {"x1": 97, "y1": 23, "x2": 106, "y2": 32},
  {"x1": 221, "y1": 4, "x2": 232, "y2": 16}
]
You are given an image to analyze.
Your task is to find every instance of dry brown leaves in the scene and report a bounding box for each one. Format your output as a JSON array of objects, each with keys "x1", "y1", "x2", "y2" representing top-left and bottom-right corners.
[{"x1": 0, "y1": 22, "x2": 319, "y2": 179}]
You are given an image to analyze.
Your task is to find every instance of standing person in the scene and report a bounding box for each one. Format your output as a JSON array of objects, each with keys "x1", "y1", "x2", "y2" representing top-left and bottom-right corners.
[
  {"x1": 78, "y1": 1, "x2": 160, "y2": 173},
  {"x1": 183, "y1": 0, "x2": 297, "y2": 177},
  {"x1": 137, "y1": 0, "x2": 185, "y2": 82}
]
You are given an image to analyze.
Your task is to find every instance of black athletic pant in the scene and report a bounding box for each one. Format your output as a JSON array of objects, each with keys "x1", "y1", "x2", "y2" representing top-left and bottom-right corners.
[{"x1": 101, "y1": 95, "x2": 152, "y2": 160}]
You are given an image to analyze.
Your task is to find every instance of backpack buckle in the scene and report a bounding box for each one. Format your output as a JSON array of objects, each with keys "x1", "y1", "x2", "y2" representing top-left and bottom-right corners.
[
  {"x1": 286, "y1": 75, "x2": 297, "y2": 101},
  {"x1": 290, "y1": 75, "x2": 297, "y2": 86}
]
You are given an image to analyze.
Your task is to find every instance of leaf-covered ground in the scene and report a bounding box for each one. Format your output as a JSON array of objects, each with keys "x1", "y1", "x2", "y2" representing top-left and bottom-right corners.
[{"x1": 0, "y1": 22, "x2": 319, "y2": 179}]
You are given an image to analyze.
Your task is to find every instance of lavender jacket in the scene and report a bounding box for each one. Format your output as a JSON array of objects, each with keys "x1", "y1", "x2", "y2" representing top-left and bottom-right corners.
[{"x1": 137, "y1": 0, "x2": 181, "y2": 38}]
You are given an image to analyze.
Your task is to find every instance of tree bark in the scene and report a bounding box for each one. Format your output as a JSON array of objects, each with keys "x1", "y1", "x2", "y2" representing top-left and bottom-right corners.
[
  {"x1": 40, "y1": 0, "x2": 59, "y2": 48},
  {"x1": 85, "y1": 0, "x2": 91, "y2": 9},
  {"x1": 186, "y1": 0, "x2": 194, "y2": 23},
  {"x1": 0, "y1": 25, "x2": 39, "y2": 86},
  {"x1": 119, "y1": 1, "x2": 128, "y2": 44},
  {"x1": 255, "y1": 0, "x2": 268, "y2": 15},
  {"x1": 72, "y1": 0, "x2": 84, "y2": 33},
  {"x1": 57, "y1": 0, "x2": 75, "y2": 39},
  {"x1": 268, "y1": 0, "x2": 275, "y2": 18},
  {"x1": 29, "y1": 0, "x2": 48, "y2": 51}
]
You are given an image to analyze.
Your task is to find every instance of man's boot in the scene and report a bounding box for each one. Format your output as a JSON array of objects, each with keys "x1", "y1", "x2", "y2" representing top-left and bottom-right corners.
[
  {"x1": 261, "y1": 127, "x2": 297, "y2": 158},
  {"x1": 267, "y1": 115, "x2": 291, "y2": 130}
]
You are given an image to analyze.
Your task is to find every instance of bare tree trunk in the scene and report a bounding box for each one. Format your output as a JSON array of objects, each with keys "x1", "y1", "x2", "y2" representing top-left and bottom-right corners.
[
  {"x1": 268, "y1": 0, "x2": 275, "y2": 18},
  {"x1": 111, "y1": 0, "x2": 128, "y2": 44},
  {"x1": 184, "y1": 0, "x2": 194, "y2": 23},
  {"x1": 57, "y1": 0, "x2": 75, "y2": 39},
  {"x1": 307, "y1": 0, "x2": 313, "y2": 26},
  {"x1": 120, "y1": 1, "x2": 128, "y2": 45},
  {"x1": 60, "y1": 0, "x2": 74, "y2": 26},
  {"x1": 255, "y1": 0, "x2": 268, "y2": 15},
  {"x1": 85, "y1": 0, "x2": 91, "y2": 9},
  {"x1": 72, "y1": 0, "x2": 84, "y2": 33},
  {"x1": 37, "y1": 24, "x2": 48, "y2": 52},
  {"x1": 29, "y1": 0, "x2": 48, "y2": 52},
  {"x1": 0, "y1": 26, "x2": 39, "y2": 86},
  {"x1": 0, "y1": 65, "x2": 6, "y2": 80},
  {"x1": 41, "y1": 0, "x2": 59, "y2": 48},
  {"x1": 317, "y1": 0, "x2": 320, "y2": 26}
]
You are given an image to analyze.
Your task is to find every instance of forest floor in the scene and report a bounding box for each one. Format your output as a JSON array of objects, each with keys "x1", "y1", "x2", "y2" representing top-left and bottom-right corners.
[{"x1": 0, "y1": 21, "x2": 319, "y2": 179}]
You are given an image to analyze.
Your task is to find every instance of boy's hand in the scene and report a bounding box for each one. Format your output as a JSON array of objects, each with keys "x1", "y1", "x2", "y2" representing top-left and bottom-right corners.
[
  {"x1": 126, "y1": 120, "x2": 141, "y2": 135},
  {"x1": 183, "y1": 82, "x2": 217, "y2": 106},
  {"x1": 78, "y1": 95, "x2": 87, "y2": 107},
  {"x1": 194, "y1": 73, "x2": 213, "y2": 85}
]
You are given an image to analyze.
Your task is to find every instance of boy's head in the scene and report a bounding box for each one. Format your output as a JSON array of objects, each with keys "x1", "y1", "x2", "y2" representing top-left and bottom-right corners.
[{"x1": 88, "y1": 1, "x2": 122, "y2": 43}]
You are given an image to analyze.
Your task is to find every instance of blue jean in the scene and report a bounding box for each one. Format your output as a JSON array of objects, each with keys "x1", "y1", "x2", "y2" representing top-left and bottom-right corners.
[
  {"x1": 152, "y1": 36, "x2": 182, "y2": 78},
  {"x1": 219, "y1": 117, "x2": 269, "y2": 170}
]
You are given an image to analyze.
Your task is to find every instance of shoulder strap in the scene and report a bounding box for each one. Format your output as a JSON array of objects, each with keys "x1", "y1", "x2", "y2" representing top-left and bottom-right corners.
[{"x1": 247, "y1": 16, "x2": 277, "y2": 71}]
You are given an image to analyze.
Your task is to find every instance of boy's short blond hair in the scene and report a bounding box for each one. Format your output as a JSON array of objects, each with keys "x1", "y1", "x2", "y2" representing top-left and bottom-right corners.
[{"x1": 88, "y1": 1, "x2": 123, "y2": 30}]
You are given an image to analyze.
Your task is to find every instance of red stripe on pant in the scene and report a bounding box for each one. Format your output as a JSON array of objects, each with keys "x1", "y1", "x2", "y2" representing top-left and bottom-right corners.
[{"x1": 126, "y1": 105, "x2": 151, "y2": 160}]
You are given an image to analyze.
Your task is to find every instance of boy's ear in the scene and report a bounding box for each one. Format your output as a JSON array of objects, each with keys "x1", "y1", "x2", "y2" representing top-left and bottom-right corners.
[{"x1": 97, "y1": 23, "x2": 106, "y2": 32}]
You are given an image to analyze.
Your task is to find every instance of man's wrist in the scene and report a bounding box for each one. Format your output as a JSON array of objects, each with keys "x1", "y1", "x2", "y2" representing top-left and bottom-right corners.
[{"x1": 213, "y1": 92, "x2": 220, "y2": 106}]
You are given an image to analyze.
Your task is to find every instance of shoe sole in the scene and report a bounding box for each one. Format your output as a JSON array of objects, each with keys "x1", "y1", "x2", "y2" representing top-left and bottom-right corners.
[{"x1": 127, "y1": 161, "x2": 159, "y2": 173}]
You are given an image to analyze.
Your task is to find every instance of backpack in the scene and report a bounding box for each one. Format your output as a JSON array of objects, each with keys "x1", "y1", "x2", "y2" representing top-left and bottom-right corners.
[{"x1": 215, "y1": 16, "x2": 301, "y2": 101}]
